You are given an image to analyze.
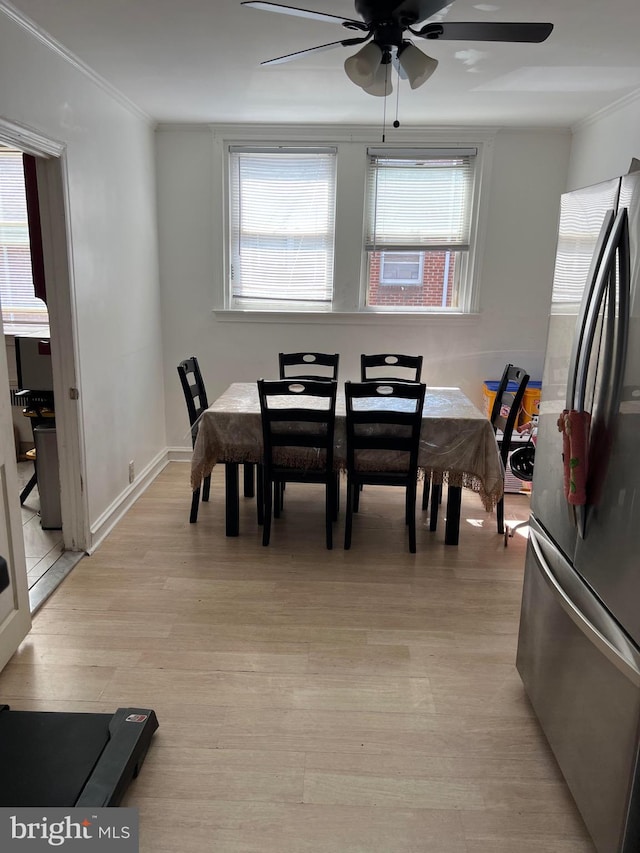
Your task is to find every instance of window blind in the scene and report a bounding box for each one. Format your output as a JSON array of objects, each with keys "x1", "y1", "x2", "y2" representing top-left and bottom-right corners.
[
  {"x1": 229, "y1": 148, "x2": 336, "y2": 305},
  {"x1": 0, "y1": 149, "x2": 48, "y2": 325},
  {"x1": 551, "y1": 195, "x2": 610, "y2": 304},
  {"x1": 365, "y1": 149, "x2": 477, "y2": 252}
]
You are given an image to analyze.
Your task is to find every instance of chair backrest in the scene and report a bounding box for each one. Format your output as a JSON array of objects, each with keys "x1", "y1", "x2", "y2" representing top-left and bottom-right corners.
[
  {"x1": 360, "y1": 353, "x2": 423, "y2": 383},
  {"x1": 278, "y1": 352, "x2": 339, "y2": 381},
  {"x1": 177, "y1": 357, "x2": 209, "y2": 446},
  {"x1": 258, "y1": 378, "x2": 338, "y2": 475},
  {"x1": 490, "y1": 363, "x2": 529, "y2": 464},
  {"x1": 344, "y1": 380, "x2": 426, "y2": 475}
]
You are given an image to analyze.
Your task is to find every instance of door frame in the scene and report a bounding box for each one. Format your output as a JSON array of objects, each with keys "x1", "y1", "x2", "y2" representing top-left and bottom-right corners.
[{"x1": 0, "y1": 117, "x2": 88, "y2": 552}]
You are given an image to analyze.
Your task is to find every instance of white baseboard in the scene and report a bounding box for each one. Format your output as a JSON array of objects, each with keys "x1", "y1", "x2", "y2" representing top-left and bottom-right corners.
[
  {"x1": 87, "y1": 449, "x2": 170, "y2": 554},
  {"x1": 167, "y1": 446, "x2": 193, "y2": 463}
]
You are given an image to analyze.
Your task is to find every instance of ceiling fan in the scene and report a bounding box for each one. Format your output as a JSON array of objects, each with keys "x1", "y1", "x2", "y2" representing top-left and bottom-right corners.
[{"x1": 241, "y1": 0, "x2": 553, "y2": 95}]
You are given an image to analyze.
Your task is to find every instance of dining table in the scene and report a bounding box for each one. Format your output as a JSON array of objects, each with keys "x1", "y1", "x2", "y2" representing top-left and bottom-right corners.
[{"x1": 190, "y1": 382, "x2": 504, "y2": 546}]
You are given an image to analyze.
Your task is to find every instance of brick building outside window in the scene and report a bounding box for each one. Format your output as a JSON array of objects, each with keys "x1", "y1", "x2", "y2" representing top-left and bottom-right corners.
[{"x1": 368, "y1": 250, "x2": 457, "y2": 308}]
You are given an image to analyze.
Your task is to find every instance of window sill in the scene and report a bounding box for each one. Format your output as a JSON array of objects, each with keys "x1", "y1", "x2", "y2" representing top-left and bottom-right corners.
[{"x1": 213, "y1": 309, "x2": 480, "y2": 325}]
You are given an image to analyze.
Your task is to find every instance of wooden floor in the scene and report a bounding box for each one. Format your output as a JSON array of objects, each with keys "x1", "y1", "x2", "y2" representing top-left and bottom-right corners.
[{"x1": 0, "y1": 462, "x2": 595, "y2": 852}]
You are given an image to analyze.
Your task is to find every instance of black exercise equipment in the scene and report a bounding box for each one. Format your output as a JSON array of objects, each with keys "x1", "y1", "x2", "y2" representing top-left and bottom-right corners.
[
  {"x1": 0, "y1": 706, "x2": 158, "y2": 807},
  {"x1": 0, "y1": 561, "x2": 158, "y2": 807}
]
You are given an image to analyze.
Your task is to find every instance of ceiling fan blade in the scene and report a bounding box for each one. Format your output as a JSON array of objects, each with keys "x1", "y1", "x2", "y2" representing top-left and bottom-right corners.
[
  {"x1": 241, "y1": 2, "x2": 369, "y2": 31},
  {"x1": 259, "y1": 35, "x2": 371, "y2": 66},
  {"x1": 392, "y1": 0, "x2": 454, "y2": 25},
  {"x1": 415, "y1": 21, "x2": 553, "y2": 42},
  {"x1": 392, "y1": 53, "x2": 409, "y2": 80}
]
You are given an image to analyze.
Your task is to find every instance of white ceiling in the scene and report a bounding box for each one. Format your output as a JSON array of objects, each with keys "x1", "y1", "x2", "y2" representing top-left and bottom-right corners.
[{"x1": 7, "y1": 0, "x2": 640, "y2": 127}]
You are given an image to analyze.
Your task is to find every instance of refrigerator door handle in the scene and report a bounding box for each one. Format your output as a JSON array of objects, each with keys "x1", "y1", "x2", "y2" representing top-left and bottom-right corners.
[
  {"x1": 566, "y1": 208, "x2": 616, "y2": 409},
  {"x1": 600, "y1": 209, "x2": 630, "y2": 427},
  {"x1": 529, "y1": 527, "x2": 640, "y2": 685},
  {"x1": 574, "y1": 209, "x2": 630, "y2": 536},
  {"x1": 575, "y1": 208, "x2": 628, "y2": 411}
]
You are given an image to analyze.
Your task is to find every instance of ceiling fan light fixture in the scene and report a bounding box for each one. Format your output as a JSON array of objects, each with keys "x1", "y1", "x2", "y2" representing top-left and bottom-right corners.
[
  {"x1": 344, "y1": 41, "x2": 383, "y2": 87},
  {"x1": 360, "y1": 61, "x2": 393, "y2": 97},
  {"x1": 397, "y1": 43, "x2": 439, "y2": 89}
]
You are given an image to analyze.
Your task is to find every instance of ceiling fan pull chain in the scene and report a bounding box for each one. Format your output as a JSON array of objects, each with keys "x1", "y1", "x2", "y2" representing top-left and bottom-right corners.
[
  {"x1": 393, "y1": 64, "x2": 401, "y2": 129},
  {"x1": 381, "y1": 62, "x2": 389, "y2": 142}
]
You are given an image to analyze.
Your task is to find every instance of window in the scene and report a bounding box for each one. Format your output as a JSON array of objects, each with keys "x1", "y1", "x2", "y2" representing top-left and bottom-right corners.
[
  {"x1": 365, "y1": 148, "x2": 477, "y2": 310},
  {"x1": 229, "y1": 147, "x2": 337, "y2": 309},
  {"x1": 221, "y1": 135, "x2": 487, "y2": 316},
  {"x1": 0, "y1": 148, "x2": 48, "y2": 327}
]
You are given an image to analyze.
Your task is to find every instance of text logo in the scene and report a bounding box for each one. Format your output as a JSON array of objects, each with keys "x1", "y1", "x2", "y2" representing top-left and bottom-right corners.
[{"x1": 0, "y1": 808, "x2": 138, "y2": 851}]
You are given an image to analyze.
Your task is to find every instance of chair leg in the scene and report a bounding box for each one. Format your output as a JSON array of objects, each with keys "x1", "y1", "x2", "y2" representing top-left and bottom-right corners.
[
  {"x1": 344, "y1": 479, "x2": 354, "y2": 549},
  {"x1": 20, "y1": 470, "x2": 37, "y2": 506},
  {"x1": 353, "y1": 479, "x2": 360, "y2": 513},
  {"x1": 333, "y1": 473, "x2": 340, "y2": 521},
  {"x1": 408, "y1": 483, "x2": 417, "y2": 553},
  {"x1": 429, "y1": 483, "x2": 441, "y2": 531},
  {"x1": 496, "y1": 496, "x2": 505, "y2": 535},
  {"x1": 256, "y1": 464, "x2": 264, "y2": 525},
  {"x1": 189, "y1": 487, "x2": 201, "y2": 523},
  {"x1": 421, "y1": 474, "x2": 430, "y2": 511},
  {"x1": 202, "y1": 473, "x2": 211, "y2": 503},
  {"x1": 274, "y1": 480, "x2": 281, "y2": 519},
  {"x1": 262, "y1": 480, "x2": 273, "y2": 546},
  {"x1": 325, "y1": 482, "x2": 333, "y2": 550}
]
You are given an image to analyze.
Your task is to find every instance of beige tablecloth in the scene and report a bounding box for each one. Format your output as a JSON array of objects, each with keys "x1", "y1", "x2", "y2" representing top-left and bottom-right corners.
[{"x1": 190, "y1": 383, "x2": 504, "y2": 510}]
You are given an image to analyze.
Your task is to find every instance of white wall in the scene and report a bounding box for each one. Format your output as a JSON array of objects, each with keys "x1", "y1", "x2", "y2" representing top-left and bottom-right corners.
[
  {"x1": 157, "y1": 125, "x2": 571, "y2": 448},
  {"x1": 568, "y1": 95, "x2": 640, "y2": 190},
  {"x1": 0, "y1": 9, "x2": 165, "y2": 537}
]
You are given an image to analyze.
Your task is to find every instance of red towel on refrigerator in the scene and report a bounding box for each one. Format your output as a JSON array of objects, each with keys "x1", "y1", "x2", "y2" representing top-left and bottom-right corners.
[{"x1": 557, "y1": 410, "x2": 591, "y2": 505}]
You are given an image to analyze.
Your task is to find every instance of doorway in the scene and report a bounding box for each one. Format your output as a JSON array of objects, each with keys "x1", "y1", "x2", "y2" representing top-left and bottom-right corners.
[{"x1": 0, "y1": 122, "x2": 87, "y2": 614}]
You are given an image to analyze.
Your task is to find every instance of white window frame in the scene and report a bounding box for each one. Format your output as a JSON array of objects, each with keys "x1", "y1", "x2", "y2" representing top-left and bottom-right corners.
[
  {"x1": 216, "y1": 128, "x2": 493, "y2": 319},
  {"x1": 227, "y1": 145, "x2": 337, "y2": 311},
  {"x1": 363, "y1": 147, "x2": 481, "y2": 313}
]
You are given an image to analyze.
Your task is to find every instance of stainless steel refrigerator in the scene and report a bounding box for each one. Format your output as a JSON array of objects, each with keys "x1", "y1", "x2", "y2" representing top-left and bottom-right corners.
[{"x1": 516, "y1": 171, "x2": 640, "y2": 853}]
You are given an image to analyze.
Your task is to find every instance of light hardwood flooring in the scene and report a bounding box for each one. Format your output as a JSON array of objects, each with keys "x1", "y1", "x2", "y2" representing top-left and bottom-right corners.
[{"x1": 0, "y1": 462, "x2": 595, "y2": 852}]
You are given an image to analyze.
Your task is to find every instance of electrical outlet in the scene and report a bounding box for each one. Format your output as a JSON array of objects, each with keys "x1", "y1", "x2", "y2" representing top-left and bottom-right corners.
[{"x1": 128, "y1": 460, "x2": 135, "y2": 484}]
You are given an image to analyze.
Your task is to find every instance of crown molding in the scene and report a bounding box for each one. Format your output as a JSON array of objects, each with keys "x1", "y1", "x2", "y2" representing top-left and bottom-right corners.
[
  {"x1": 0, "y1": 1, "x2": 154, "y2": 126},
  {"x1": 155, "y1": 121, "x2": 500, "y2": 144},
  {"x1": 0, "y1": 115, "x2": 64, "y2": 156},
  {"x1": 572, "y1": 86, "x2": 640, "y2": 133}
]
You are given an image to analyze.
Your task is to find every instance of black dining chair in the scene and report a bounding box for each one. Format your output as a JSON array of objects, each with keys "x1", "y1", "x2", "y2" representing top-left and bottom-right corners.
[
  {"x1": 178, "y1": 356, "x2": 260, "y2": 526},
  {"x1": 276, "y1": 352, "x2": 339, "y2": 509},
  {"x1": 344, "y1": 380, "x2": 426, "y2": 553},
  {"x1": 177, "y1": 356, "x2": 212, "y2": 523},
  {"x1": 360, "y1": 354, "x2": 429, "y2": 509},
  {"x1": 360, "y1": 353, "x2": 423, "y2": 383},
  {"x1": 258, "y1": 378, "x2": 338, "y2": 549},
  {"x1": 490, "y1": 363, "x2": 530, "y2": 535},
  {"x1": 278, "y1": 352, "x2": 339, "y2": 381}
]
